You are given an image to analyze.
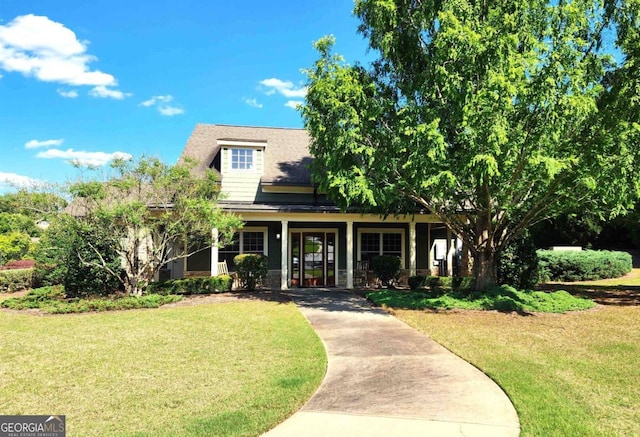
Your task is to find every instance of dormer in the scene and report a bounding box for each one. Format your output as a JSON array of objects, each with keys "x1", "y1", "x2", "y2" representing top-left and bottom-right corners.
[{"x1": 218, "y1": 139, "x2": 267, "y2": 176}]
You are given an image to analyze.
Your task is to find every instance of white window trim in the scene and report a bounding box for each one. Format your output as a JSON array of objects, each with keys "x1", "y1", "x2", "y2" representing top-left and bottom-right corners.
[
  {"x1": 357, "y1": 228, "x2": 405, "y2": 265},
  {"x1": 219, "y1": 140, "x2": 265, "y2": 175}
]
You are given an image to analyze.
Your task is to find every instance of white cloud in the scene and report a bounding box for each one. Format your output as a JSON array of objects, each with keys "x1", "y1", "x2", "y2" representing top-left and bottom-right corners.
[
  {"x1": 25, "y1": 138, "x2": 64, "y2": 149},
  {"x1": 0, "y1": 14, "x2": 128, "y2": 97},
  {"x1": 0, "y1": 172, "x2": 44, "y2": 189},
  {"x1": 140, "y1": 95, "x2": 173, "y2": 107},
  {"x1": 158, "y1": 105, "x2": 184, "y2": 116},
  {"x1": 89, "y1": 85, "x2": 131, "y2": 100},
  {"x1": 259, "y1": 78, "x2": 307, "y2": 98},
  {"x1": 285, "y1": 100, "x2": 303, "y2": 109},
  {"x1": 57, "y1": 88, "x2": 78, "y2": 98},
  {"x1": 244, "y1": 98, "x2": 263, "y2": 108},
  {"x1": 36, "y1": 148, "x2": 133, "y2": 166},
  {"x1": 141, "y1": 94, "x2": 183, "y2": 116}
]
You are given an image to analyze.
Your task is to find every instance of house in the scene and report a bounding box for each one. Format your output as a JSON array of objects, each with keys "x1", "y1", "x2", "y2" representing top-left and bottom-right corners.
[{"x1": 168, "y1": 124, "x2": 465, "y2": 289}]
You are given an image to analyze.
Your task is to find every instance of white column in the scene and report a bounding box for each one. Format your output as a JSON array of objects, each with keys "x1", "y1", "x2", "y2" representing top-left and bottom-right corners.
[
  {"x1": 211, "y1": 228, "x2": 219, "y2": 276},
  {"x1": 346, "y1": 221, "x2": 354, "y2": 289},
  {"x1": 409, "y1": 222, "x2": 417, "y2": 277},
  {"x1": 281, "y1": 221, "x2": 288, "y2": 290},
  {"x1": 446, "y1": 228, "x2": 453, "y2": 276}
]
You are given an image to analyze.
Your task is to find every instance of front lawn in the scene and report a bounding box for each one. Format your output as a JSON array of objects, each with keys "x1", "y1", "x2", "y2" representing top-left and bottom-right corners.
[
  {"x1": 386, "y1": 282, "x2": 640, "y2": 436},
  {"x1": 0, "y1": 299, "x2": 326, "y2": 436}
]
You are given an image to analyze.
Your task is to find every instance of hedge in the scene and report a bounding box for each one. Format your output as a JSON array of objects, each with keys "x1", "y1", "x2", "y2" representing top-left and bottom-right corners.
[
  {"x1": 408, "y1": 275, "x2": 475, "y2": 293},
  {"x1": 234, "y1": 254, "x2": 268, "y2": 291},
  {"x1": 0, "y1": 268, "x2": 33, "y2": 293},
  {"x1": 146, "y1": 275, "x2": 233, "y2": 295},
  {"x1": 538, "y1": 249, "x2": 632, "y2": 282}
]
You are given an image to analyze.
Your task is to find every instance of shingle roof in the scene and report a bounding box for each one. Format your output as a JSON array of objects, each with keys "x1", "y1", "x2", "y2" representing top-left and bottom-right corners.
[{"x1": 178, "y1": 124, "x2": 313, "y2": 185}]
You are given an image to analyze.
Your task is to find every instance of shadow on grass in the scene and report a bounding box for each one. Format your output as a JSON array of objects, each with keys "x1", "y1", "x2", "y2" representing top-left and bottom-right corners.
[{"x1": 537, "y1": 283, "x2": 640, "y2": 306}]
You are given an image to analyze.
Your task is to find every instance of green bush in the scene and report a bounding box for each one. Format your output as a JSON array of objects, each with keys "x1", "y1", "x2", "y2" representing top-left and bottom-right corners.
[
  {"x1": 0, "y1": 268, "x2": 33, "y2": 293},
  {"x1": 370, "y1": 255, "x2": 402, "y2": 286},
  {"x1": 0, "y1": 286, "x2": 181, "y2": 313},
  {"x1": 538, "y1": 249, "x2": 632, "y2": 282},
  {"x1": 0, "y1": 231, "x2": 32, "y2": 263},
  {"x1": 408, "y1": 275, "x2": 427, "y2": 290},
  {"x1": 147, "y1": 275, "x2": 233, "y2": 295},
  {"x1": 33, "y1": 216, "x2": 123, "y2": 297},
  {"x1": 407, "y1": 275, "x2": 474, "y2": 293},
  {"x1": 367, "y1": 285, "x2": 595, "y2": 313},
  {"x1": 498, "y1": 231, "x2": 539, "y2": 289},
  {"x1": 234, "y1": 254, "x2": 268, "y2": 291}
]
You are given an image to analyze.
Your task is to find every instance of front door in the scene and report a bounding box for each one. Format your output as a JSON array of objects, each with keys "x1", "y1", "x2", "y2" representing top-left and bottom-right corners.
[{"x1": 290, "y1": 232, "x2": 336, "y2": 287}]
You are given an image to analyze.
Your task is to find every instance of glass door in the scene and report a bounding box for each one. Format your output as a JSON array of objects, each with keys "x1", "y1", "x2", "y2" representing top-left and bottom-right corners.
[
  {"x1": 290, "y1": 231, "x2": 336, "y2": 287},
  {"x1": 303, "y1": 234, "x2": 324, "y2": 287}
]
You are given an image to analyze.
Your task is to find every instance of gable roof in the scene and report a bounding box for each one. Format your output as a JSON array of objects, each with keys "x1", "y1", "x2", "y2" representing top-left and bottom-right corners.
[{"x1": 179, "y1": 124, "x2": 313, "y2": 185}]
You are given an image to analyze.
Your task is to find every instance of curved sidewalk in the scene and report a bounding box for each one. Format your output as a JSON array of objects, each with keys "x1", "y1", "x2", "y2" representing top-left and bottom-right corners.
[{"x1": 263, "y1": 289, "x2": 520, "y2": 437}]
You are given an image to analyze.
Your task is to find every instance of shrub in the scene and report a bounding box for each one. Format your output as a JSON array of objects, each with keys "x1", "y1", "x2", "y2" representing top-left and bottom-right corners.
[
  {"x1": 498, "y1": 231, "x2": 539, "y2": 289},
  {"x1": 0, "y1": 286, "x2": 181, "y2": 313},
  {"x1": 146, "y1": 275, "x2": 233, "y2": 295},
  {"x1": 0, "y1": 268, "x2": 33, "y2": 293},
  {"x1": 370, "y1": 255, "x2": 402, "y2": 286},
  {"x1": 408, "y1": 275, "x2": 427, "y2": 290},
  {"x1": 0, "y1": 231, "x2": 32, "y2": 263},
  {"x1": 33, "y1": 216, "x2": 123, "y2": 297},
  {"x1": 407, "y1": 275, "x2": 474, "y2": 293},
  {"x1": 538, "y1": 249, "x2": 632, "y2": 282},
  {"x1": 234, "y1": 254, "x2": 268, "y2": 291}
]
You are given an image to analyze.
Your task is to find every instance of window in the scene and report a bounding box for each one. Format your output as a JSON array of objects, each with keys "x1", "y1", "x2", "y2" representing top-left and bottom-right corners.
[
  {"x1": 358, "y1": 230, "x2": 404, "y2": 263},
  {"x1": 219, "y1": 229, "x2": 267, "y2": 270},
  {"x1": 230, "y1": 148, "x2": 254, "y2": 170}
]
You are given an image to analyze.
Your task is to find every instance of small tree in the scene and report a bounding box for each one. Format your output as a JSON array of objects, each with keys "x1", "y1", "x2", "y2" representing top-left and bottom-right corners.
[
  {"x1": 0, "y1": 231, "x2": 32, "y2": 263},
  {"x1": 68, "y1": 156, "x2": 242, "y2": 296}
]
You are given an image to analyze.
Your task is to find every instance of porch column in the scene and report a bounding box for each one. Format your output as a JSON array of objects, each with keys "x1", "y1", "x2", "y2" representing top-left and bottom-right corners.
[
  {"x1": 280, "y1": 220, "x2": 288, "y2": 290},
  {"x1": 409, "y1": 222, "x2": 417, "y2": 277},
  {"x1": 211, "y1": 228, "x2": 219, "y2": 276},
  {"x1": 346, "y1": 221, "x2": 354, "y2": 289},
  {"x1": 446, "y1": 228, "x2": 453, "y2": 276}
]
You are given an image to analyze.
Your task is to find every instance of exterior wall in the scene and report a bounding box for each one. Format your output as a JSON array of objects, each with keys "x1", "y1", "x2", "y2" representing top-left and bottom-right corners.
[{"x1": 220, "y1": 147, "x2": 264, "y2": 202}]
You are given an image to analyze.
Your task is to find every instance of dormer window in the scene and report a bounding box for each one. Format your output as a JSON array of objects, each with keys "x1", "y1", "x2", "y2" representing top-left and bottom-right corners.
[
  {"x1": 218, "y1": 139, "x2": 266, "y2": 175},
  {"x1": 231, "y1": 148, "x2": 254, "y2": 170}
]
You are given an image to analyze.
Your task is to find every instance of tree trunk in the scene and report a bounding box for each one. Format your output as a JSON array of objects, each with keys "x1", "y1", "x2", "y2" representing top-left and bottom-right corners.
[{"x1": 474, "y1": 248, "x2": 498, "y2": 291}]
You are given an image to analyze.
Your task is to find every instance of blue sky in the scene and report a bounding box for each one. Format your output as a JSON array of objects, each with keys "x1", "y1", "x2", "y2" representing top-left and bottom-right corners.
[{"x1": 0, "y1": 0, "x2": 369, "y2": 192}]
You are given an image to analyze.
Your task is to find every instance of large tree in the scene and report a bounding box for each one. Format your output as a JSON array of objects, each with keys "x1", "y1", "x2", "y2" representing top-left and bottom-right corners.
[
  {"x1": 303, "y1": 0, "x2": 640, "y2": 289},
  {"x1": 68, "y1": 156, "x2": 241, "y2": 295}
]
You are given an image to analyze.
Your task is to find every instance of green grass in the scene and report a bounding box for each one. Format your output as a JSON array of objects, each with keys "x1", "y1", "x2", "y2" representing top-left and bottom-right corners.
[
  {"x1": 385, "y1": 273, "x2": 640, "y2": 436},
  {"x1": 368, "y1": 285, "x2": 595, "y2": 313},
  {"x1": 0, "y1": 300, "x2": 326, "y2": 436}
]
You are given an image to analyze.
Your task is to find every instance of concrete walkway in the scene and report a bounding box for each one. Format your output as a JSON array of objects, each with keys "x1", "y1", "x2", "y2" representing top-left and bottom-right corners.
[{"x1": 263, "y1": 289, "x2": 520, "y2": 437}]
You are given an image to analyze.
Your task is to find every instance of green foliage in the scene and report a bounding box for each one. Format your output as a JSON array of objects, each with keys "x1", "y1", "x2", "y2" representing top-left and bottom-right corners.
[
  {"x1": 0, "y1": 231, "x2": 32, "y2": 263},
  {"x1": 234, "y1": 254, "x2": 268, "y2": 291},
  {"x1": 538, "y1": 250, "x2": 632, "y2": 282},
  {"x1": 368, "y1": 286, "x2": 595, "y2": 313},
  {"x1": 407, "y1": 275, "x2": 475, "y2": 293},
  {"x1": 66, "y1": 156, "x2": 241, "y2": 296},
  {"x1": 0, "y1": 212, "x2": 39, "y2": 237},
  {"x1": 33, "y1": 216, "x2": 123, "y2": 297},
  {"x1": 146, "y1": 275, "x2": 233, "y2": 295},
  {"x1": 498, "y1": 231, "x2": 539, "y2": 289},
  {"x1": 303, "y1": 1, "x2": 640, "y2": 290},
  {"x1": 0, "y1": 191, "x2": 67, "y2": 219},
  {"x1": 370, "y1": 255, "x2": 401, "y2": 285},
  {"x1": 0, "y1": 285, "x2": 181, "y2": 313},
  {"x1": 0, "y1": 268, "x2": 33, "y2": 292}
]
